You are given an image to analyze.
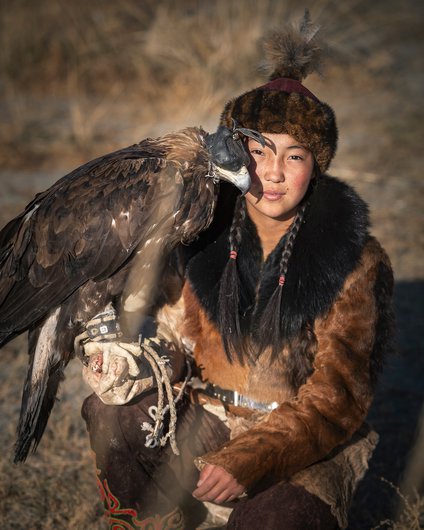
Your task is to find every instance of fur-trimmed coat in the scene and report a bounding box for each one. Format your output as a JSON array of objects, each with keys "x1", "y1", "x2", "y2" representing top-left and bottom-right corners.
[{"x1": 157, "y1": 175, "x2": 393, "y2": 523}]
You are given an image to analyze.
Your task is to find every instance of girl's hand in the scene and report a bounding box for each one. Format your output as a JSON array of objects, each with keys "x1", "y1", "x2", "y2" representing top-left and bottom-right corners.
[{"x1": 192, "y1": 463, "x2": 245, "y2": 504}]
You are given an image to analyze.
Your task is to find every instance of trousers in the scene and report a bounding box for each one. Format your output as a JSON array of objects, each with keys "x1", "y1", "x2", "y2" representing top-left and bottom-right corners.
[{"x1": 82, "y1": 391, "x2": 339, "y2": 529}]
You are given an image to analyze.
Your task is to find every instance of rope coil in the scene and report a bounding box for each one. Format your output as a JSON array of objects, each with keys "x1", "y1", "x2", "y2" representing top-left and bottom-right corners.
[{"x1": 140, "y1": 339, "x2": 191, "y2": 455}]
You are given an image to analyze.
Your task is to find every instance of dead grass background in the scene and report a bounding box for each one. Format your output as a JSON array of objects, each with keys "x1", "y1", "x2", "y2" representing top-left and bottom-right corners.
[{"x1": 0, "y1": 0, "x2": 423, "y2": 528}]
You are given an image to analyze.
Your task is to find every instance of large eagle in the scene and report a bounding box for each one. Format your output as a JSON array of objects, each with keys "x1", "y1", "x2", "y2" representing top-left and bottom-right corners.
[{"x1": 0, "y1": 124, "x2": 263, "y2": 462}]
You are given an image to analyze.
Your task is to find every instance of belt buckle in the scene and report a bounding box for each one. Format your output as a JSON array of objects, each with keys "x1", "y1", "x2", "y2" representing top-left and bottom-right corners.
[
  {"x1": 238, "y1": 394, "x2": 279, "y2": 412},
  {"x1": 237, "y1": 393, "x2": 255, "y2": 410}
]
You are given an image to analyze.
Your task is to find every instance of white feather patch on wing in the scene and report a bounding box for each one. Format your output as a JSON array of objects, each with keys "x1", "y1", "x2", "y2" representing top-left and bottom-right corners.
[
  {"x1": 32, "y1": 307, "x2": 60, "y2": 387},
  {"x1": 23, "y1": 203, "x2": 40, "y2": 223}
]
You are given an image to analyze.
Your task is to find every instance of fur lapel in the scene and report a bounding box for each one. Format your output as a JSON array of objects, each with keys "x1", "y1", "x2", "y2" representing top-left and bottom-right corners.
[{"x1": 186, "y1": 175, "x2": 369, "y2": 344}]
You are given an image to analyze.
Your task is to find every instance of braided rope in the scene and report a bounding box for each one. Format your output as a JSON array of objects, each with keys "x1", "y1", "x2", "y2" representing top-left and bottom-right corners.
[
  {"x1": 141, "y1": 344, "x2": 165, "y2": 442},
  {"x1": 141, "y1": 340, "x2": 191, "y2": 456},
  {"x1": 144, "y1": 343, "x2": 178, "y2": 454}
]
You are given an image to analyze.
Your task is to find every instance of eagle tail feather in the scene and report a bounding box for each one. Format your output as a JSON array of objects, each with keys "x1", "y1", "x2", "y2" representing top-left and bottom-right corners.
[
  {"x1": 14, "y1": 366, "x2": 63, "y2": 462},
  {"x1": 13, "y1": 309, "x2": 62, "y2": 462}
]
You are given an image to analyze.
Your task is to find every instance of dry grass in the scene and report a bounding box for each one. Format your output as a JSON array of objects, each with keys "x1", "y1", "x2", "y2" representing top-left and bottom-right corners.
[
  {"x1": 0, "y1": 0, "x2": 423, "y2": 528},
  {"x1": 1, "y1": 0, "x2": 421, "y2": 169},
  {"x1": 370, "y1": 479, "x2": 424, "y2": 530},
  {"x1": 1, "y1": 0, "x2": 300, "y2": 163},
  {"x1": 0, "y1": 338, "x2": 107, "y2": 529}
]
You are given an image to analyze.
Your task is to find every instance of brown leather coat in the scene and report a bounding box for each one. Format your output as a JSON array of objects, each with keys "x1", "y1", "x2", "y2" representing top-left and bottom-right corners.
[
  {"x1": 156, "y1": 176, "x2": 394, "y2": 525},
  {"x1": 183, "y1": 236, "x2": 391, "y2": 487}
]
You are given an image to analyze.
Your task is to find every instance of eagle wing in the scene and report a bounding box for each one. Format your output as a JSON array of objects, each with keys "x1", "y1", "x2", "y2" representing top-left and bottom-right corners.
[
  {"x1": 0, "y1": 140, "x2": 184, "y2": 346},
  {"x1": 1, "y1": 124, "x2": 255, "y2": 461},
  {"x1": 0, "y1": 138, "x2": 194, "y2": 462}
]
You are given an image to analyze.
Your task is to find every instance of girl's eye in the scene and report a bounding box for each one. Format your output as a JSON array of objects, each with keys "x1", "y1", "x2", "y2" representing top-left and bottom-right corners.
[
  {"x1": 250, "y1": 149, "x2": 264, "y2": 156},
  {"x1": 288, "y1": 155, "x2": 303, "y2": 161}
]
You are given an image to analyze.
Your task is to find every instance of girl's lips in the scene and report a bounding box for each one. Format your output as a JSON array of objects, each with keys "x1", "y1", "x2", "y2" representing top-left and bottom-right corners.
[{"x1": 262, "y1": 191, "x2": 285, "y2": 201}]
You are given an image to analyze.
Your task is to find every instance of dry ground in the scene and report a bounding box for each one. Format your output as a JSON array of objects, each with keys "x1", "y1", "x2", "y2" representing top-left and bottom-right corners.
[{"x1": 0, "y1": 1, "x2": 423, "y2": 528}]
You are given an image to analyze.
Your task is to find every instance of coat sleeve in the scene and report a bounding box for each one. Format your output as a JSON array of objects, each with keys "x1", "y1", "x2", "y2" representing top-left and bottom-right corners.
[{"x1": 199, "y1": 238, "x2": 393, "y2": 488}]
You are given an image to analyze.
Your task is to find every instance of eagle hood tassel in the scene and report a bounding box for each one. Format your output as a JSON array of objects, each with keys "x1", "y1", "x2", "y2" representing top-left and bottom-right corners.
[{"x1": 216, "y1": 11, "x2": 339, "y2": 363}]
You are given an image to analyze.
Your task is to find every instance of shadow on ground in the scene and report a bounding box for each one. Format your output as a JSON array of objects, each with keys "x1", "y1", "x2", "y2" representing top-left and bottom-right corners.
[{"x1": 348, "y1": 280, "x2": 424, "y2": 529}]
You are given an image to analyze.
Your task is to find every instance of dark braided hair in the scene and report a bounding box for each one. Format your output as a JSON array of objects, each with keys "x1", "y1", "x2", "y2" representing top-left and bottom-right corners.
[
  {"x1": 218, "y1": 176, "x2": 316, "y2": 364},
  {"x1": 255, "y1": 201, "x2": 308, "y2": 361},
  {"x1": 216, "y1": 195, "x2": 248, "y2": 364}
]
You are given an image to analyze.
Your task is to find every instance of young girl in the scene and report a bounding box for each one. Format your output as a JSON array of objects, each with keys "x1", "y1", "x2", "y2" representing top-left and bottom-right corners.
[{"x1": 81, "y1": 15, "x2": 393, "y2": 530}]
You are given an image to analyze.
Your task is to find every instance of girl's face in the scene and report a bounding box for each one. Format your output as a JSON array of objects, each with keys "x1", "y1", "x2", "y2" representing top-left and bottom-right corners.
[{"x1": 245, "y1": 133, "x2": 314, "y2": 225}]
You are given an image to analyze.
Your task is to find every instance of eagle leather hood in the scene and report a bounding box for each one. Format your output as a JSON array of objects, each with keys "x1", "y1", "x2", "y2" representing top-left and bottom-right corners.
[{"x1": 187, "y1": 175, "x2": 369, "y2": 353}]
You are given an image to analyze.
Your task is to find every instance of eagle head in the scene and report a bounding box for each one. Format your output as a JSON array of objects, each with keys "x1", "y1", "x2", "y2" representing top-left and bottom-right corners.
[{"x1": 205, "y1": 122, "x2": 265, "y2": 195}]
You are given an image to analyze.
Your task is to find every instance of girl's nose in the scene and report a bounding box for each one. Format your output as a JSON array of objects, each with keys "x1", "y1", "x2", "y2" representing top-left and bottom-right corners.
[{"x1": 264, "y1": 160, "x2": 285, "y2": 182}]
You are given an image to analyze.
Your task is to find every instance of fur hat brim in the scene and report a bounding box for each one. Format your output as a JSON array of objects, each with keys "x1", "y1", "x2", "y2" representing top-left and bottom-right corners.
[{"x1": 220, "y1": 83, "x2": 338, "y2": 173}]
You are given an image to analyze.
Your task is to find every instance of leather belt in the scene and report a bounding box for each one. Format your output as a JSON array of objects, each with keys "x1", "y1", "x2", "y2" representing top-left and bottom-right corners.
[{"x1": 202, "y1": 383, "x2": 279, "y2": 412}]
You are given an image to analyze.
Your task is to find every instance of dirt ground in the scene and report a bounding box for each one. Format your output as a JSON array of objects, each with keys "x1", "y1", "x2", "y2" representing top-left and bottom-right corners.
[{"x1": 0, "y1": 1, "x2": 423, "y2": 529}]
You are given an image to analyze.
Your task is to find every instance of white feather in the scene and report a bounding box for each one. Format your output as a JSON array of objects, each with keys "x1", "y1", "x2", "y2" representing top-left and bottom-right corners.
[{"x1": 32, "y1": 308, "x2": 60, "y2": 387}]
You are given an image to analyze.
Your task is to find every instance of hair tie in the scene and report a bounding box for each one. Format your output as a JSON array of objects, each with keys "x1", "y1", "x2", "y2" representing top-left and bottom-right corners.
[
  {"x1": 278, "y1": 275, "x2": 286, "y2": 286},
  {"x1": 229, "y1": 250, "x2": 238, "y2": 260}
]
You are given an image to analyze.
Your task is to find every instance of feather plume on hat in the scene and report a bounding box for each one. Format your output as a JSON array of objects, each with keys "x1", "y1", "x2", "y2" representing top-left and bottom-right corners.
[
  {"x1": 263, "y1": 10, "x2": 324, "y2": 81},
  {"x1": 220, "y1": 11, "x2": 337, "y2": 173}
]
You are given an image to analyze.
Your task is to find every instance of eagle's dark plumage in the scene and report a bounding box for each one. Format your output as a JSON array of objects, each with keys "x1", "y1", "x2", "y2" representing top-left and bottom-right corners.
[{"x1": 0, "y1": 125, "x2": 259, "y2": 462}]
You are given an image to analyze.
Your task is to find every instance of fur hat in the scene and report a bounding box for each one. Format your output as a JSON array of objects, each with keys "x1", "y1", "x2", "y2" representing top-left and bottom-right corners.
[{"x1": 220, "y1": 11, "x2": 338, "y2": 173}]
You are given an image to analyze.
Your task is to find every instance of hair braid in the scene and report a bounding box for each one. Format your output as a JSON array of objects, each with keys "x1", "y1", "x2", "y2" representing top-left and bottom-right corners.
[
  {"x1": 217, "y1": 195, "x2": 247, "y2": 364},
  {"x1": 257, "y1": 202, "x2": 308, "y2": 360},
  {"x1": 279, "y1": 202, "x2": 307, "y2": 284},
  {"x1": 286, "y1": 323, "x2": 317, "y2": 389}
]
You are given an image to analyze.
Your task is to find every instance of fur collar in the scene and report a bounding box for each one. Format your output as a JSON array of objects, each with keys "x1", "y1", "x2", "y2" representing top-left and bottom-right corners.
[{"x1": 186, "y1": 175, "x2": 369, "y2": 344}]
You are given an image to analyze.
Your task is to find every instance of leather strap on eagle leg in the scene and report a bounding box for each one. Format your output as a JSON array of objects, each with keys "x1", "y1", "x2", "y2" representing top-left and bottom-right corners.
[{"x1": 74, "y1": 306, "x2": 123, "y2": 363}]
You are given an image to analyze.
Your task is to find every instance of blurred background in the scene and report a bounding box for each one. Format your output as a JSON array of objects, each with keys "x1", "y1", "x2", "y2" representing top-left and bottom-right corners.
[{"x1": 0, "y1": 0, "x2": 423, "y2": 528}]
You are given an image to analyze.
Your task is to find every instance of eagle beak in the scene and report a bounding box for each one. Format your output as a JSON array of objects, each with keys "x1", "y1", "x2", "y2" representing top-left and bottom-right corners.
[{"x1": 214, "y1": 164, "x2": 251, "y2": 195}]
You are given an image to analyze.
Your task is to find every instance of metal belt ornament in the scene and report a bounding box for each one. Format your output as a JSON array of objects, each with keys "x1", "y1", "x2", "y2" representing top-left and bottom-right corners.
[{"x1": 204, "y1": 382, "x2": 279, "y2": 412}]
